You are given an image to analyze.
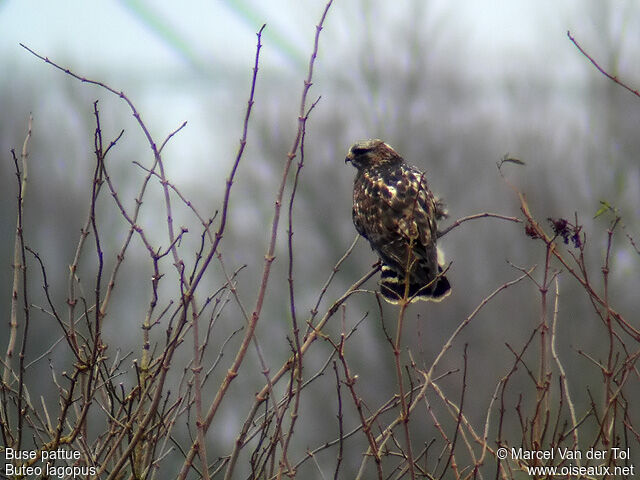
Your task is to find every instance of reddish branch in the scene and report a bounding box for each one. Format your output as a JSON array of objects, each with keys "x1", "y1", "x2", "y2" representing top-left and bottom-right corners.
[{"x1": 567, "y1": 30, "x2": 640, "y2": 99}]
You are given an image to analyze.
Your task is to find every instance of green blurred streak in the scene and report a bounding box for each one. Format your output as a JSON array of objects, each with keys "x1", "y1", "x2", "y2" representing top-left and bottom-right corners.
[
  {"x1": 119, "y1": 0, "x2": 207, "y2": 72},
  {"x1": 223, "y1": 0, "x2": 306, "y2": 69},
  {"x1": 120, "y1": 0, "x2": 307, "y2": 73}
]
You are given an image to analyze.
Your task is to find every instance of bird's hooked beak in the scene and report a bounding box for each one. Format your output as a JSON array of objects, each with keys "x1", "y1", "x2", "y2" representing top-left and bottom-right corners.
[{"x1": 345, "y1": 152, "x2": 354, "y2": 164}]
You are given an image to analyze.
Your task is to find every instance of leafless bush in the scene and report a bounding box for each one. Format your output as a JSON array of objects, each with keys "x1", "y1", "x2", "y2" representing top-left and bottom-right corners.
[{"x1": 2, "y1": 9, "x2": 638, "y2": 479}]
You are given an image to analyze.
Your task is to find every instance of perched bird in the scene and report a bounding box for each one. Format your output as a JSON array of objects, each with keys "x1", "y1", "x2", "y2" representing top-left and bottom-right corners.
[{"x1": 345, "y1": 139, "x2": 451, "y2": 304}]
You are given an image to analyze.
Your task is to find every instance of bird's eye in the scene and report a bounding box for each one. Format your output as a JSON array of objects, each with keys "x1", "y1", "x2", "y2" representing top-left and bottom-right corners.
[{"x1": 351, "y1": 147, "x2": 369, "y2": 156}]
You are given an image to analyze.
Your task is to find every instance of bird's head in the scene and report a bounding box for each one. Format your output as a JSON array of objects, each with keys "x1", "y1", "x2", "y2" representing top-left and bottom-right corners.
[{"x1": 345, "y1": 139, "x2": 402, "y2": 170}]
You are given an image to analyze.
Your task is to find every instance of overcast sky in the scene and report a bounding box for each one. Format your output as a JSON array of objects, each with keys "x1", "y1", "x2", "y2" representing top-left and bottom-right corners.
[
  {"x1": 2, "y1": 1, "x2": 638, "y2": 217},
  {"x1": 4, "y1": 1, "x2": 636, "y2": 82}
]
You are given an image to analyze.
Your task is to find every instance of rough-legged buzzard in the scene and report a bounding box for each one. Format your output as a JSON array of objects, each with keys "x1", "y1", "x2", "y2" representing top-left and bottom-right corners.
[{"x1": 345, "y1": 139, "x2": 451, "y2": 304}]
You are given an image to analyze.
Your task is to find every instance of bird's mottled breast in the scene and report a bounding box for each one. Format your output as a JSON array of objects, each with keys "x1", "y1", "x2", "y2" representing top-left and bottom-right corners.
[{"x1": 352, "y1": 163, "x2": 437, "y2": 243}]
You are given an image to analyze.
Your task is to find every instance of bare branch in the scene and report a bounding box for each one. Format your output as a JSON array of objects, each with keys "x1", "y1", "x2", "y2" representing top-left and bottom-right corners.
[{"x1": 568, "y1": 30, "x2": 640, "y2": 99}]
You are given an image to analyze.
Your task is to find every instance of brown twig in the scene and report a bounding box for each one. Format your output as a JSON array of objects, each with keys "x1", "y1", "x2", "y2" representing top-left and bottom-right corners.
[
  {"x1": 332, "y1": 360, "x2": 345, "y2": 480},
  {"x1": 550, "y1": 276, "x2": 579, "y2": 452},
  {"x1": 6, "y1": 115, "x2": 32, "y2": 451},
  {"x1": 337, "y1": 332, "x2": 384, "y2": 479},
  {"x1": 223, "y1": 264, "x2": 376, "y2": 478},
  {"x1": 567, "y1": 30, "x2": 640, "y2": 99},
  {"x1": 438, "y1": 212, "x2": 521, "y2": 238}
]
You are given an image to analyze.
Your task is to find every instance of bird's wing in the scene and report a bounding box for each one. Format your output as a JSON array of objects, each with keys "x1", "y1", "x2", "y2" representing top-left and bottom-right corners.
[
  {"x1": 353, "y1": 165, "x2": 437, "y2": 270},
  {"x1": 381, "y1": 165, "x2": 437, "y2": 250}
]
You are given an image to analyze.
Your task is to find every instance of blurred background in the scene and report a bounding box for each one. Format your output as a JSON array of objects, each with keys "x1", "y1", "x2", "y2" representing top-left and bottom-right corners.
[{"x1": 1, "y1": 0, "x2": 638, "y2": 477}]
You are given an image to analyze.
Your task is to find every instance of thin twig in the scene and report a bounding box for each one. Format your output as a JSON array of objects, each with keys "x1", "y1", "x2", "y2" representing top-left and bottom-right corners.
[
  {"x1": 567, "y1": 30, "x2": 640, "y2": 99},
  {"x1": 438, "y1": 212, "x2": 521, "y2": 238}
]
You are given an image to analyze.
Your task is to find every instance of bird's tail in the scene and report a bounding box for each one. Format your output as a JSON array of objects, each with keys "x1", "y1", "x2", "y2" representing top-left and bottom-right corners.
[{"x1": 379, "y1": 264, "x2": 451, "y2": 304}]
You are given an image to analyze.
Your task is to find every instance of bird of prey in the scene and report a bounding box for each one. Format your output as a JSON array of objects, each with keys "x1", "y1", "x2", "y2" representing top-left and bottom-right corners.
[{"x1": 345, "y1": 139, "x2": 451, "y2": 304}]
